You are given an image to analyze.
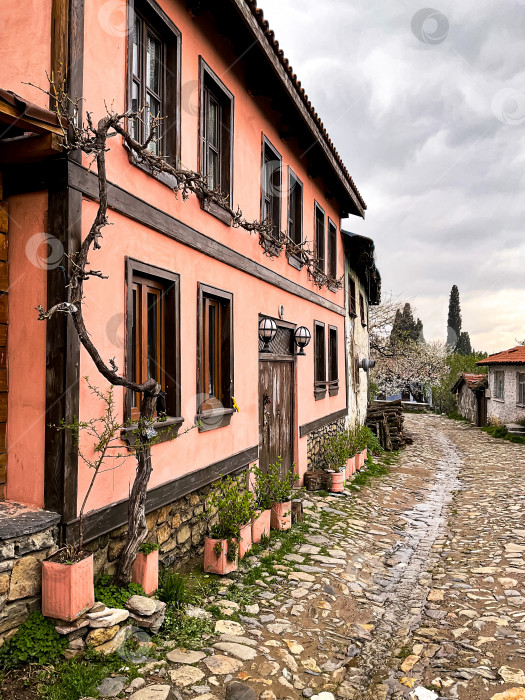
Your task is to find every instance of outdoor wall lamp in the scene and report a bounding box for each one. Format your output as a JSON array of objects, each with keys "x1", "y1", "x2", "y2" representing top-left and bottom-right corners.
[
  {"x1": 259, "y1": 317, "x2": 277, "y2": 351},
  {"x1": 294, "y1": 326, "x2": 311, "y2": 356},
  {"x1": 359, "y1": 357, "x2": 376, "y2": 371}
]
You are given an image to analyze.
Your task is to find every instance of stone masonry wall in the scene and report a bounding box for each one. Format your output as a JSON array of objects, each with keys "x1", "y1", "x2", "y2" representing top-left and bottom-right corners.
[
  {"x1": 457, "y1": 383, "x2": 477, "y2": 424},
  {"x1": 86, "y1": 471, "x2": 248, "y2": 577},
  {"x1": 307, "y1": 417, "x2": 346, "y2": 471},
  {"x1": 487, "y1": 365, "x2": 525, "y2": 425}
]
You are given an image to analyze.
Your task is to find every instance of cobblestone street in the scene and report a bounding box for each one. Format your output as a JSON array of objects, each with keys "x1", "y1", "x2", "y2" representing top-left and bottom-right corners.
[{"x1": 113, "y1": 414, "x2": 525, "y2": 700}]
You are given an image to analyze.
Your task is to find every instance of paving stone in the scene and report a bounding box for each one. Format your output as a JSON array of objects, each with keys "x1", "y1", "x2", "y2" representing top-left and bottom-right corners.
[
  {"x1": 128, "y1": 686, "x2": 176, "y2": 700},
  {"x1": 203, "y1": 655, "x2": 244, "y2": 675},
  {"x1": 215, "y1": 619, "x2": 245, "y2": 636},
  {"x1": 165, "y1": 648, "x2": 206, "y2": 664},
  {"x1": 212, "y1": 642, "x2": 257, "y2": 660},
  {"x1": 98, "y1": 676, "x2": 127, "y2": 697},
  {"x1": 168, "y1": 665, "x2": 206, "y2": 688}
]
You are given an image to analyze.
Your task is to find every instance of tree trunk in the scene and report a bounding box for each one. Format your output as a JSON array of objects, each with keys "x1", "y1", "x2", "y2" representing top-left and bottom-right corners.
[{"x1": 116, "y1": 389, "x2": 158, "y2": 585}]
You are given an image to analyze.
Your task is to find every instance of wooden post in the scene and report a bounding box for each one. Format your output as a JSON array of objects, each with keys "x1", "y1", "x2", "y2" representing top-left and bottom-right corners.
[{"x1": 291, "y1": 499, "x2": 303, "y2": 524}]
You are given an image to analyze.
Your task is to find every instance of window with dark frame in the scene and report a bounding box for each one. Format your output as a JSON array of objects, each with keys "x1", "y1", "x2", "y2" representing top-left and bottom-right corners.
[
  {"x1": 126, "y1": 260, "x2": 181, "y2": 429},
  {"x1": 359, "y1": 292, "x2": 366, "y2": 326},
  {"x1": 197, "y1": 284, "x2": 234, "y2": 428},
  {"x1": 354, "y1": 355, "x2": 360, "y2": 387},
  {"x1": 262, "y1": 139, "x2": 282, "y2": 239},
  {"x1": 129, "y1": 1, "x2": 180, "y2": 164},
  {"x1": 518, "y1": 373, "x2": 525, "y2": 405},
  {"x1": 314, "y1": 321, "x2": 326, "y2": 399},
  {"x1": 328, "y1": 326, "x2": 339, "y2": 396},
  {"x1": 315, "y1": 203, "x2": 325, "y2": 272},
  {"x1": 494, "y1": 370, "x2": 504, "y2": 400},
  {"x1": 200, "y1": 61, "x2": 234, "y2": 204},
  {"x1": 327, "y1": 220, "x2": 337, "y2": 280},
  {"x1": 348, "y1": 277, "x2": 357, "y2": 317},
  {"x1": 288, "y1": 169, "x2": 303, "y2": 245}
]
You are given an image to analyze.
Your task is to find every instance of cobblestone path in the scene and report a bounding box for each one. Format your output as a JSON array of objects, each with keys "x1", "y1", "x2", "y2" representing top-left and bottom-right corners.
[{"x1": 119, "y1": 414, "x2": 525, "y2": 700}]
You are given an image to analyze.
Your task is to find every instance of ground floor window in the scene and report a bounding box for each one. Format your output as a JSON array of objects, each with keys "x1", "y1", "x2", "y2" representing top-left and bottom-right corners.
[
  {"x1": 493, "y1": 370, "x2": 504, "y2": 400},
  {"x1": 518, "y1": 373, "x2": 525, "y2": 405}
]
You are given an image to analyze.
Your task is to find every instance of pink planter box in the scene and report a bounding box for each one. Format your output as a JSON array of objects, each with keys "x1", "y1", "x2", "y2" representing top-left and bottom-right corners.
[
  {"x1": 42, "y1": 553, "x2": 95, "y2": 622},
  {"x1": 330, "y1": 472, "x2": 345, "y2": 493},
  {"x1": 239, "y1": 523, "x2": 252, "y2": 559},
  {"x1": 355, "y1": 452, "x2": 362, "y2": 471},
  {"x1": 132, "y1": 550, "x2": 159, "y2": 595},
  {"x1": 346, "y1": 456, "x2": 356, "y2": 476},
  {"x1": 252, "y1": 509, "x2": 271, "y2": 543},
  {"x1": 271, "y1": 501, "x2": 291, "y2": 531},
  {"x1": 204, "y1": 538, "x2": 238, "y2": 575}
]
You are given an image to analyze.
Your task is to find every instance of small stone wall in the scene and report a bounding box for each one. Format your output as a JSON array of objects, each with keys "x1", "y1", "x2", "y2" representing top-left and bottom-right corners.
[
  {"x1": 86, "y1": 471, "x2": 247, "y2": 577},
  {"x1": 457, "y1": 383, "x2": 477, "y2": 423},
  {"x1": 0, "y1": 504, "x2": 60, "y2": 643},
  {"x1": 306, "y1": 417, "x2": 346, "y2": 471}
]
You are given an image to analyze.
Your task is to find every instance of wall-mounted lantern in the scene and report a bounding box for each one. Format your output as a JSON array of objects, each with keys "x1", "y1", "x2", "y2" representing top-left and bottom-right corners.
[
  {"x1": 294, "y1": 326, "x2": 311, "y2": 356},
  {"x1": 359, "y1": 357, "x2": 376, "y2": 371},
  {"x1": 259, "y1": 317, "x2": 277, "y2": 351}
]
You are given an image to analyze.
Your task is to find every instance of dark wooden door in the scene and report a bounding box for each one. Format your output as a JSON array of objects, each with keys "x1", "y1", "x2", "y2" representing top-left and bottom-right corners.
[
  {"x1": 477, "y1": 392, "x2": 487, "y2": 427},
  {"x1": 259, "y1": 360, "x2": 294, "y2": 478}
]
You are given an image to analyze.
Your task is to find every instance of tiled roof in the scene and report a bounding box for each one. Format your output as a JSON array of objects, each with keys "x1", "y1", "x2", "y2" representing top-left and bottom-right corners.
[
  {"x1": 477, "y1": 346, "x2": 525, "y2": 366},
  {"x1": 244, "y1": 1, "x2": 366, "y2": 211},
  {"x1": 451, "y1": 372, "x2": 487, "y2": 393}
]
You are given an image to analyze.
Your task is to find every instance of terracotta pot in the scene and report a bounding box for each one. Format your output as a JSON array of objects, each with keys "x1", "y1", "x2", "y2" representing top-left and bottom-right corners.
[
  {"x1": 355, "y1": 452, "x2": 361, "y2": 471},
  {"x1": 346, "y1": 455, "x2": 356, "y2": 476},
  {"x1": 330, "y1": 471, "x2": 345, "y2": 493},
  {"x1": 304, "y1": 471, "x2": 325, "y2": 491},
  {"x1": 252, "y1": 509, "x2": 271, "y2": 543},
  {"x1": 42, "y1": 552, "x2": 95, "y2": 622},
  {"x1": 132, "y1": 550, "x2": 159, "y2": 595},
  {"x1": 363, "y1": 448, "x2": 368, "y2": 464},
  {"x1": 270, "y1": 501, "x2": 291, "y2": 530},
  {"x1": 239, "y1": 523, "x2": 252, "y2": 559},
  {"x1": 203, "y1": 538, "x2": 238, "y2": 575}
]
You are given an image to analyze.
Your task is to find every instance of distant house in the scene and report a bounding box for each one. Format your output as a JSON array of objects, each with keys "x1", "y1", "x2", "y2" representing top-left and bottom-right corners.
[
  {"x1": 451, "y1": 373, "x2": 488, "y2": 426},
  {"x1": 477, "y1": 346, "x2": 525, "y2": 425}
]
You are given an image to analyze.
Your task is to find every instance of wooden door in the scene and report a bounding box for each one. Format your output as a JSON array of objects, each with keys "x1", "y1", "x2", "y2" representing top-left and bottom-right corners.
[
  {"x1": 259, "y1": 360, "x2": 294, "y2": 478},
  {"x1": 477, "y1": 392, "x2": 487, "y2": 427}
]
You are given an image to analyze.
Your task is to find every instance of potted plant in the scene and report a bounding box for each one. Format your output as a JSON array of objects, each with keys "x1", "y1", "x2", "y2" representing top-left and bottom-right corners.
[
  {"x1": 250, "y1": 463, "x2": 273, "y2": 542},
  {"x1": 132, "y1": 542, "x2": 159, "y2": 595},
  {"x1": 204, "y1": 476, "x2": 256, "y2": 574},
  {"x1": 266, "y1": 457, "x2": 299, "y2": 530},
  {"x1": 321, "y1": 433, "x2": 348, "y2": 492},
  {"x1": 344, "y1": 428, "x2": 357, "y2": 477}
]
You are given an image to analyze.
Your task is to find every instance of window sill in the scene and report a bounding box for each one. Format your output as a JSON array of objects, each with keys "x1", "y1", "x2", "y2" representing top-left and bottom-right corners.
[
  {"x1": 491, "y1": 397, "x2": 505, "y2": 403},
  {"x1": 287, "y1": 253, "x2": 304, "y2": 271},
  {"x1": 327, "y1": 282, "x2": 338, "y2": 294},
  {"x1": 127, "y1": 150, "x2": 178, "y2": 189},
  {"x1": 197, "y1": 407, "x2": 234, "y2": 432},
  {"x1": 349, "y1": 311, "x2": 357, "y2": 318},
  {"x1": 328, "y1": 383, "x2": 339, "y2": 397},
  {"x1": 314, "y1": 385, "x2": 327, "y2": 401},
  {"x1": 200, "y1": 197, "x2": 233, "y2": 226},
  {"x1": 121, "y1": 416, "x2": 185, "y2": 447}
]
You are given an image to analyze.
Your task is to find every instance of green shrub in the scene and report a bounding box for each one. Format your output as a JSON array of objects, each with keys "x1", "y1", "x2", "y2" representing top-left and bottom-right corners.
[
  {"x1": 138, "y1": 542, "x2": 160, "y2": 555},
  {"x1": 0, "y1": 611, "x2": 68, "y2": 669},
  {"x1": 250, "y1": 463, "x2": 274, "y2": 510},
  {"x1": 207, "y1": 475, "x2": 257, "y2": 540},
  {"x1": 157, "y1": 608, "x2": 213, "y2": 648},
  {"x1": 94, "y1": 575, "x2": 145, "y2": 609},
  {"x1": 321, "y1": 433, "x2": 348, "y2": 472},
  {"x1": 158, "y1": 569, "x2": 186, "y2": 608},
  {"x1": 265, "y1": 457, "x2": 299, "y2": 503}
]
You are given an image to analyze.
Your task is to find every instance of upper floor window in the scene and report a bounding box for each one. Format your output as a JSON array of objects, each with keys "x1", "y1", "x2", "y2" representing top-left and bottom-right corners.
[
  {"x1": 200, "y1": 60, "x2": 234, "y2": 205},
  {"x1": 125, "y1": 259, "x2": 181, "y2": 427},
  {"x1": 288, "y1": 169, "x2": 303, "y2": 245},
  {"x1": 328, "y1": 326, "x2": 339, "y2": 396},
  {"x1": 314, "y1": 321, "x2": 326, "y2": 400},
  {"x1": 197, "y1": 284, "x2": 234, "y2": 430},
  {"x1": 314, "y1": 203, "x2": 325, "y2": 272},
  {"x1": 327, "y1": 219, "x2": 337, "y2": 280},
  {"x1": 128, "y1": 0, "x2": 181, "y2": 165},
  {"x1": 262, "y1": 138, "x2": 282, "y2": 239},
  {"x1": 348, "y1": 277, "x2": 357, "y2": 317},
  {"x1": 494, "y1": 370, "x2": 504, "y2": 399},
  {"x1": 518, "y1": 373, "x2": 525, "y2": 405},
  {"x1": 359, "y1": 292, "x2": 366, "y2": 326}
]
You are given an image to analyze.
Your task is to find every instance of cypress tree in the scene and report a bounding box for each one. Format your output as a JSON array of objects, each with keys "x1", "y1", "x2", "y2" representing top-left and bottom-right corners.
[
  {"x1": 456, "y1": 331, "x2": 472, "y2": 356},
  {"x1": 447, "y1": 285, "x2": 462, "y2": 349}
]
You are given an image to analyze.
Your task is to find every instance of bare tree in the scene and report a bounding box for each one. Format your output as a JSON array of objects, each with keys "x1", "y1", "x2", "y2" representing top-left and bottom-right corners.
[{"x1": 33, "y1": 79, "x2": 283, "y2": 583}]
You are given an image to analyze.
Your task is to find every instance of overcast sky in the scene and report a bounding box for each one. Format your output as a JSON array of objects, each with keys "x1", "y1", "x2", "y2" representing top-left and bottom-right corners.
[{"x1": 261, "y1": 0, "x2": 525, "y2": 354}]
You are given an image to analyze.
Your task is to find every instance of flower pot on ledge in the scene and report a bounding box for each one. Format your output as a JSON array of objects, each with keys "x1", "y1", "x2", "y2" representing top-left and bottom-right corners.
[
  {"x1": 42, "y1": 551, "x2": 95, "y2": 622},
  {"x1": 271, "y1": 501, "x2": 291, "y2": 531},
  {"x1": 252, "y1": 509, "x2": 271, "y2": 543},
  {"x1": 132, "y1": 550, "x2": 159, "y2": 595},
  {"x1": 204, "y1": 537, "x2": 238, "y2": 575}
]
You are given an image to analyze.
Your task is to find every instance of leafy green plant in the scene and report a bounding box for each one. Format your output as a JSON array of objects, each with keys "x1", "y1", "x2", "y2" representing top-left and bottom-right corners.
[
  {"x1": 321, "y1": 433, "x2": 349, "y2": 472},
  {"x1": 158, "y1": 569, "x2": 186, "y2": 608},
  {"x1": 207, "y1": 475, "x2": 256, "y2": 540},
  {"x1": 138, "y1": 542, "x2": 160, "y2": 555},
  {"x1": 250, "y1": 463, "x2": 274, "y2": 510},
  {"x1": 483, "y1": 425, "x2": 525, "y2": 445},
  {"x1": 0, "y1": 611, "x2": 68, "y2": 669},
  {"x1": 265, "y1": 457, "x2": 299, "y2": 503},
  {"x1": 94, "y1": 574, "x2": 145, "y2": 609},
  {"x1": 156, "y1": 608, "x2": 213, "y2": 648}
]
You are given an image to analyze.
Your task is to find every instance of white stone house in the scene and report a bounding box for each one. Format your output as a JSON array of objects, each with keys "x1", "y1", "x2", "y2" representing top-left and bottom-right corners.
[
  {"x1": 477, "y1": 346, "x2": 525, "y2": 425},
  {"x1": 450, "y1": 372, "x2": 488, "y2": 426}
]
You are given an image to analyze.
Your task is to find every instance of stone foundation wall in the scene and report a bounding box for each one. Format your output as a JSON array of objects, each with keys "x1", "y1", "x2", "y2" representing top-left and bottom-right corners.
[
  {"x1": 86, "y1": 471, "x2": 247, "y2": 577},
  {"x1": 306, "y1": 417, "x2": 346, "y2": 471},
  {"x1": 0, "y1": 519, "x2": 59, "y2": 643}
]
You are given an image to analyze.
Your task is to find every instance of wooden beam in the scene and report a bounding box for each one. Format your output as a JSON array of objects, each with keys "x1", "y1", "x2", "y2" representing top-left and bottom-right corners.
[
  {"x1": 0, "y1": 103, "x2": 63, "y2": 136},
  {"x1": 0, "y1": 134, "x2": 62, "y2": 165},
  {"x1": 299, "y1": 407, "x2": 348, "y2": 438},
  {"x1": 50, "y1": 0, "x2": 69, "y2": 99}
]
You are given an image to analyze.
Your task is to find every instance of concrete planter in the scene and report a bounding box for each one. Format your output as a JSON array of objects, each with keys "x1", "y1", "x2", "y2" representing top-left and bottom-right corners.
[
  {"x1": 203, "y1": 538, "x2": 238, "y2": 575},
  {"x1": 132, "y1": 550, "x2": 159, "y2": 595},
  {"x1": 42, "y1": 551, "x2": 95, "y2": 622},
  {"x1": 239, "y1": 523, "x2": 252, "y2": 559},
  {"x1": 252, "y1": 509, "x2": 271, "y2": 543},
  {"x1": 270, "y1": 501, "x2": 291, "y2": 531}
]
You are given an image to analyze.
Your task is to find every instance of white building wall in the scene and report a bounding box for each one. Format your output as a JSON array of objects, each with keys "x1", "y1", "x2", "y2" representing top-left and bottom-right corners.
[
  {"x1": 486, "y1": 364, "x2": 525, "y2": 424},
  {"x1": 345, "y1": 264, "x2": 370, "y2": 427}
]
